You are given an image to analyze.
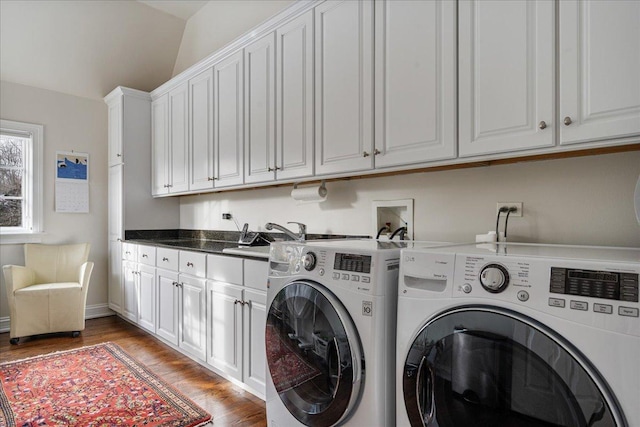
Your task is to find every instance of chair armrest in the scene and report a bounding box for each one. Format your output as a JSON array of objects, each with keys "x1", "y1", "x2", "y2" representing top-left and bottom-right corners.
[
  {"x1": 2, "y1": 265, "x2": 36, "y2": 295},
  {"x1": 79, "y1": 261, "x2": 94, "y2": 290}
]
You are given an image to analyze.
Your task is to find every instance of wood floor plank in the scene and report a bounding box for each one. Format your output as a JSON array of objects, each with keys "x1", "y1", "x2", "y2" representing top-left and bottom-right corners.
[{"x1": 0, "y1": 315, "x2": 267, "y2": 426}]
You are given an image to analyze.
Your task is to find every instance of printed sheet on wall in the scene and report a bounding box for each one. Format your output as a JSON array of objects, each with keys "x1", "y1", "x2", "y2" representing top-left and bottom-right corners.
[{"x1": 55, "y1": 151, "x2": 89, "y2": 213}]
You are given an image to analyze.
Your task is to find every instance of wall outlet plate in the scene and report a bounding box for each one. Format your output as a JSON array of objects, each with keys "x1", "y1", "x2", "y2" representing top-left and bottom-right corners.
[{"x1": 496, "y1": 202, "x2": 523, "y2": 217}]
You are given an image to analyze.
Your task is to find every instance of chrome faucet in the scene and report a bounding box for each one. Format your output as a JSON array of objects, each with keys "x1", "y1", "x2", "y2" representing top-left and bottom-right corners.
[{"x1": 265, "y1": 222, "x2": 306, "y2": 241}]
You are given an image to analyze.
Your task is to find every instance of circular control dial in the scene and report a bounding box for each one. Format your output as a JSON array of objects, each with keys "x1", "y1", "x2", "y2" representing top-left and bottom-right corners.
[
  {"x1": 479, "y1": 263, "x2": 510, "y2": 293},
  {"x1": 302, "y1": 252, "x2": 317, "y2": 271}
]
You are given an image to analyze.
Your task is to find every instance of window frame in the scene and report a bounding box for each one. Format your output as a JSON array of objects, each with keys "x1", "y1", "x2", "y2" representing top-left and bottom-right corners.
[{"x1": 0, "y1": 119, "x2": 43, "y2": 244}]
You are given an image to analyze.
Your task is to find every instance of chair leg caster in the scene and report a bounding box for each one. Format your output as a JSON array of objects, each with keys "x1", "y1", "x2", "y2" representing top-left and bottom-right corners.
[
  {"x1": 9, "y1": 338, "x2": 19, "y2": 345},
  {"x1": 72, "y1": 331, "x2": 81, "y2": 338}
]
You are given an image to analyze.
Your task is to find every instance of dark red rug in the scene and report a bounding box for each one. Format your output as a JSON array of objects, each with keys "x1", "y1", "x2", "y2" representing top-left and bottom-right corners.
[
  {"x1": 0, "y1": 342, "x2": 211, "y2": 427},
  {"x1": 266, "y1": 325, "x2": 321, "y2": 393}
]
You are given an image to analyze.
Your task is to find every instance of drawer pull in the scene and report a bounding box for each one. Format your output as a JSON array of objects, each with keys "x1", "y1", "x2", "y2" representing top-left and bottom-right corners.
[
  {"x1": 162, "y1": 257, "x2": 169, "y2": 262},
  {"x1": 187, "y1": 262, "x2": 194, "y2": 267},
  {"x1": 142, "y1": 254, "x2": 148, "y2": 258}
]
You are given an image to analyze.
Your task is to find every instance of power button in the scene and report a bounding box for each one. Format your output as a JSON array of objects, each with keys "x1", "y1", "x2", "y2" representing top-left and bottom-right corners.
[{"x1": 461, "y1": 284, "x2": 472, "y2": 294}]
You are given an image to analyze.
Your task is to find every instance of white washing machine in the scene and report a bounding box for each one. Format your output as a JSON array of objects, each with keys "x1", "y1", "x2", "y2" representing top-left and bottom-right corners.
[
  {"x1": 265, "y1": 240, "x2": 454, "y2": 426},
  {"x1": 396, "y1": 243, "x2": 639, "y2": 427}
]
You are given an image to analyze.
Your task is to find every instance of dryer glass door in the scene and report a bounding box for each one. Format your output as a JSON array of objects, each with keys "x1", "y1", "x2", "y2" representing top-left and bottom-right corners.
[
  {"x1": 266, "y1": 280, "x2": 363, "y2": 426},
  {"x1": 402, "y1": 307, "x2": 623, "y2": 427}
]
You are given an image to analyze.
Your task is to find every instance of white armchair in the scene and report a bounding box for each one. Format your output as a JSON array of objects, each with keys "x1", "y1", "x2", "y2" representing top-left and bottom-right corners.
[{"x1": 2, "y1": 243, "x2": 94, "y2": 345}]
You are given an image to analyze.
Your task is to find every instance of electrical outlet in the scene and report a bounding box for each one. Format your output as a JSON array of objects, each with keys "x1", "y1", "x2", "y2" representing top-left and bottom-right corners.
[
  {"x1": 222, "y1": 213, "x2": 232, "y2": 220},
  {"x1": 496, "y1": 202, "x2": 523, "y2": 217}
]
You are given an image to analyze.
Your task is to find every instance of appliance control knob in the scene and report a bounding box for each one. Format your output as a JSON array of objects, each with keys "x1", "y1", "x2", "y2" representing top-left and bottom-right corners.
[
  {"x1": 479, "y1": 264, "x2": 510, "y2": 293},
  {"x1": 302, "y1": 252, "x2": 317, "y2": 271}
]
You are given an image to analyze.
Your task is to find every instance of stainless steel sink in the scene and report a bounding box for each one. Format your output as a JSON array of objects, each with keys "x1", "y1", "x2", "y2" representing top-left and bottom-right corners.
[{"x1": 221, "y1": 245, "x2": 270, "y2": 259}]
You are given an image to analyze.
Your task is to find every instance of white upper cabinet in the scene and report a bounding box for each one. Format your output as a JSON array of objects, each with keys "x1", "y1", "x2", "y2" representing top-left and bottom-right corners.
[
  {"x1": 214, "y1": 51, "x2": 245, "y2": 187},
  {"x1": 276, "y1": 10, "x2": 315, "y2": 181},
  {"x1": 151, "y1": 94, "x2": 169, "y2": 196},
  {"x1": 315, "y1": 0, "x2": 374, "y2": 175},
  {"x1": 374, "y1": 0, "x2": 457, "y2": 167},
  {"x1": 108, "y1": 96, "x2": 123, "y2": 166},
  {"x1": 189, "y1": 68, "x2": 215, "y2": 191},
  {"x1": 559, "y1": 0, "x2": 640, "y2": 145},
  {"x1": 168, "y1": 83, "x2": 190, "y2": 193},
  {"x1": 244, "y1": 33, "x2": 276, "y2": 185},
  {"x1": 458, "y1": 0, "x2": 555, "y2": 157}
]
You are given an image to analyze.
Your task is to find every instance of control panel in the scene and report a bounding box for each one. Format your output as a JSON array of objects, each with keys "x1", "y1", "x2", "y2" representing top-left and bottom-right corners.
[{"x1": 550, "y1": 267, "x2": 639, "y2": 302}]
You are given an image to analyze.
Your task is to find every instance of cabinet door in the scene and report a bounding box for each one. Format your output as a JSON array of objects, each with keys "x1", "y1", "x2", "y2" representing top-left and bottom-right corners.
[
  {"x1": 108, "y1": 95, "x2": 123, "y2": 166},
  {"x1": 206, "y1": 281, "x2": 243, "y2": 381},
  {"x1": 108, "y1": 239, "x2": 122, "y2": 313},
  {"x1": 156, "y1": 269, "x2": 179, "y2": 345},
  {"x1": 243, "y1": 288, "x2": 267, "y2": 394},
  {"x1": 169, "y1": 83, "x2": 190, "y2": 193},
  {"x1": 374, "y1": 0, "x2": 456, "y2": 167},
  {"x1": 122, "y1": 261, "x2": 138, "y2": 323},
  {"x1": 108, "y1": 164, "x2": 123, "y2": 241},
  {"x1": 138, "y1": 264, "x2": 156, "y2": 333},
  {"x1": 245, "y1": 33, "x2": 276, "y2": 184},
  {"x1": 179, "y1": 275, "x2": 207, "y2": 361},
  {"x1": 315, "y1": 0, "x2": 374, "y2": 175},
  {"x1": 276, "y1": 11, "x2": 315, "y2": 180},
  {"x1": 189, "y1": 68, "x2": 215, "y2": 191},
  {"x1": 559, "y1": 0, "x2": 640, "y2": 145},
  {"x1": 214, "y1": 51, "x2": 245, "y2": 187},
  {"x1": 151, "y1": 94, "x2": 169, "y2": 196},
  {"x1": 459, "y1": 0, "x2": 555, "y2": 156}
]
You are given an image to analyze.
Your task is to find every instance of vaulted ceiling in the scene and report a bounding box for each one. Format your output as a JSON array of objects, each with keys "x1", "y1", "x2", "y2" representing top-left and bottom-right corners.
[{"x1": 0, "y1": 0, "x2": 189, "y2": 101}]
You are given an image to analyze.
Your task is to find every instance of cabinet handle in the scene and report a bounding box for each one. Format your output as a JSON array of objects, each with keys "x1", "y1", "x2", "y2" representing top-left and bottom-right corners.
[
  {"x1": 268, "y1": 166, "x2": 281, "y2": 172},
  {"x1": 179, "y1": 283, "x2": 184, "y2": 288},
  {"x1": 362, "y1": 151, "x2": 370, "y2": 157},
  {"x1": 163, "y1": 184, "x2": 168, "y2": 188},
  {"x1": 117, "y1": 238, "x2": 122, "y2": 242},
  {"x1": 563, "y1": 116, "x2": 572, "y2": 126},
  {"x1": 234, "y1": 299, "x2": 241, "y2": 305},
  {"x1": 125, "y1": 251, "x2": 131, "y2": 255},
  {"x1": 538, "y1": 121, "x2": 547, "y2": 130},
  {"x1": 162, "y1": 257, "x2": 169, "y2": 262},
  {"x1": 186, "y1": 262, "x2": 194, "y2": 267},
  {"x1": 374, "y1": 149, "x2": 381, "y2": 155},
  {"x1": 207, "y1": 177, "x2": 214, "y2": 181},
  {"x1": 142, "y1": 254, "x2": 148, "y2": 258},
  {"x1": 172, "y1": 281, "x2": 178, "y2": 287},
  {"x1": 167, "y1": 184, "x2": 173, "y2": 188},
  {"x1": 116, "y1": 153, "x2": 122, "y2": 157}
]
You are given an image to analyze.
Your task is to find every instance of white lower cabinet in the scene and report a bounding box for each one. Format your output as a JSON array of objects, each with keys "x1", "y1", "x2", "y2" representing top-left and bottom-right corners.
[
  {"x1": 207, "y1": 281, "x2": 243, "y2": 380},
  {"x1": 121, "y1": 245, "x2": 156, "y2": 334},
  {"x1": 242, "y1": 288, "x2": 267, "y2": 393},
  {"x1": 156, "y1": 268, "x2": 179, "y2": 344},
  {"x1": 137, "y1": 264, "x2": 156, "y2": 333},
  {"x1": 179, "y1": 274, "x2": 207, "y2": 361},
  {"x1": 122, "y1": 260, "x2": 138, "y2": 323}
]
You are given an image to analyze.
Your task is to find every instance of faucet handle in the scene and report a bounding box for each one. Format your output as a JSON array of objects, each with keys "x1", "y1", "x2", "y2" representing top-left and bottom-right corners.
[{"x1": 287, "y1": 221, "x2": 307, "y2": 234}]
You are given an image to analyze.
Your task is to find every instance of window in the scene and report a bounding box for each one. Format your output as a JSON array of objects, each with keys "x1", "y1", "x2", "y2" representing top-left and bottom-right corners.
[{"x1": 0, "y1": 119, "x2": 43, "y2": 243}]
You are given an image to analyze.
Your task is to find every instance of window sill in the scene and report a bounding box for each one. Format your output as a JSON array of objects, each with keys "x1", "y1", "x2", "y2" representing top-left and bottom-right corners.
[{"x1": 0, "y1": 232, "x2": 44, "y2": 245}]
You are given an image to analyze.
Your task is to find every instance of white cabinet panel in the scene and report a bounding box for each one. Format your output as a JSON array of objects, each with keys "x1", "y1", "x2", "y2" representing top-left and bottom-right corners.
[
  {"x1": 108, "y1": 239, "x2": 122, "y2": 313},
  {"x1": 122, "y1": 261, "x2": 138, "y2": 323},
  {"x1": 138, "y1": 264, "x2": 156, "y2": 333},
  {"x1": 108, "y1": 96, "x2": 123, "y2": 166},
  {"x1": 276, "y1": 10, "x2": 315, "y2": 180},
  {"x1": 214, "y1": 51, "x2": 245, "y2": 187},
  {"x1": 151, "y1": 94, "x2": 169, "y2": 196},
  {"x1": 157, "y1": 247, "x2": 179, "y2": 271},
  {"x1": 207, "y1": 254, "x2": 243, "y2": 285},
  {"x1": 374, "y1": 0, "x2": 456, "y2": 167},
  {"x1": 243, "y1": 288, "x2": 266, "y2": 393},
  {"x1": 207, "y1": 281, "x2": 243, "y2": 381},
  {"x1": 315, "y1": 0, "x2": 374, "y2": 175},
  {"x1": 245, "y1": 33, "x2": 276, "y2": 184},
  {"x1": 244, "y1": 259, "x2": 268, "y2": 291},
  {"x1": 137, "y1": 245, "x2": 156, "y2": 266},
  {"x1": 459, "y1": 0, "x2": 555, "y2": 156},
  {"x1": 180, "y1": 275, "x2": 207, "y2": 361},
  {"x1": 108, "y1": 165, "x2": 123, "y2": 242},
  {"x1": 179, "y1": 250, "x2": 207, "y2": 277},
  {"x1": 189, "y1": 68, "x2": 215, "y2": 191},
  {"x1": 559, "y1": 0, "x2": 640, "y2": 145},
  {"x1": 169, "y1": 83, "x2": 190, "y2": 193},
  {"x1": 156, "y1": 269, "x2": 179, "y2": 345}
]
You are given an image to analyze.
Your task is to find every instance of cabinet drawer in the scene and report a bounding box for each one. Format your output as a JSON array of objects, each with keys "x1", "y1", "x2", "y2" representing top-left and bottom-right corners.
[
  {"x1": 122, "y1": 243, "x2": 138, "y2": 261},
  {"x1": 157, "y1": 247, "x2": 179, "y2": 270},
  {"x1": 244, "y1": 259, "x2": 269, "y2": 290},
  {"x1": 180, "y1": 250, "x2": 207, "y2": 277},
  {"x1": 207, "y1": 254, "x2": 243, "y2": 285},
  {"x1": 138, "y1": 245, "x2": 156, "y2": 266}
]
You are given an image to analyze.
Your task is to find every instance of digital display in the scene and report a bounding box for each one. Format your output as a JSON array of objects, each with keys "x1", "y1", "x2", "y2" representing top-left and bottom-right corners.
[
  {"x1": 334, "y1": 253, "x2": 372, "y2": 274},
  {"x1": 550, "y1": 267, "x2": 639, "y2": 302}
]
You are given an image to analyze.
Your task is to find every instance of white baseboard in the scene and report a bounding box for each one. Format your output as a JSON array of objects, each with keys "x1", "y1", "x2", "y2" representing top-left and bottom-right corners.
[{"x1": 0, "y1": 303, "x2": 115, "y2": 334}]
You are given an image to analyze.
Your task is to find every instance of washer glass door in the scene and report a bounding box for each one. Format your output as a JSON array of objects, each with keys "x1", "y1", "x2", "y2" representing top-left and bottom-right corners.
[
  {"x1": 402, "y1": 307, "x2": 623, "y2": 427},
  {"x1": 266, "y1": 281, "x2": 363, "y2": 426}
]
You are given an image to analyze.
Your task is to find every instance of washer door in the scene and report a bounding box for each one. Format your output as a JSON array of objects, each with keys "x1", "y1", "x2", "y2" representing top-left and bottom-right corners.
[
  {"x1": 266, "y1": 280, "x2": 364, "y2": 426},
  {"x1": 402, "y1": 307, "x2": 624, "y2": 427}
]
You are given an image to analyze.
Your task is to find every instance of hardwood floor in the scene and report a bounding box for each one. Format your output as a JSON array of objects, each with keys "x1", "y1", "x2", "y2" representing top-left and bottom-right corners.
[{"x1": 0, "y1": 315, "x2": 267, "y2": 426}]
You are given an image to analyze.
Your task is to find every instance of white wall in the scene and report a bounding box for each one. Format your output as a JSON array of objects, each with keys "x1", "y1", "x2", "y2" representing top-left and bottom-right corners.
[
  {"x1": 181, "y1": 151, "x2": 640, "y2": 247},
  {"x1": 172, "y1": 0, "x2": 295, "y2": 76},
  {"x1": 0, "y1": 81, "x2": 109, "y2": 321}
]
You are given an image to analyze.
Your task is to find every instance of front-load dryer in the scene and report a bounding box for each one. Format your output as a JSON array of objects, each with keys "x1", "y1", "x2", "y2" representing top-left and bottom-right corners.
[
  {"x1": 396, "y1": 243, "x2": 639, "y2": 427},
  {"x1": 265, "y1": 240, "x2": 455, "y2": 426}
]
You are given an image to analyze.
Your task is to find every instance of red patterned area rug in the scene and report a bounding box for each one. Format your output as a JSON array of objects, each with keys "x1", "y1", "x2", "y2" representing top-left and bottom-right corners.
[
  {"x1": 266, "y1": 325, "x2": 321, "y2": 393},
  {"x1": 0, "y1": 342, "x2": 211, "y2": 427}
]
